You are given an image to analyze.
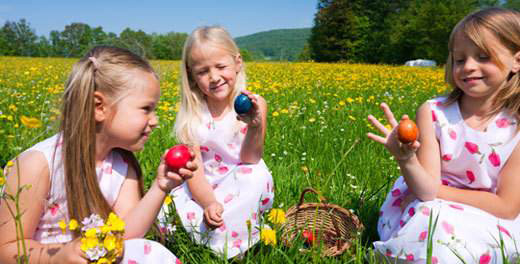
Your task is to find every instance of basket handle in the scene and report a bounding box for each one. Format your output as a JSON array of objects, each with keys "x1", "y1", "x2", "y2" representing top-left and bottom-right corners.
[{"x1": 298, "y1": 188, "x2": 327, "y2": 206}]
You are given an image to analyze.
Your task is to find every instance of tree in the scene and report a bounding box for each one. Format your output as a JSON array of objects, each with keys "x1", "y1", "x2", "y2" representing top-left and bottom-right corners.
[
  {"x1": 0, "y1": 19, "x2": 38, "y2": 56},
  {"x1": 384, "y1": 0, "x2": 478, "y2": 64},
  {"x1": 309, "y1": 0, "x2": 369, "y2": 62},
  {"x1": 118, "y1": 28, "x2": 153, "y2": 59},
  {"x1": 60, "y1": 23, "x2": 94, "y2": 57},
  {"x1": 504, "y1": 0, "x2": 520, "y2": 10}
]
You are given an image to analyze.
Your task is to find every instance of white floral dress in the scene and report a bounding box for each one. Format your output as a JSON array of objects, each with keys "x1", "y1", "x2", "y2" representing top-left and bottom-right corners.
[
  {"x1": 374, "y1": 97, "x2": 520, "y2": 263},
  {"x1": 160, "y1": 103, "x2": 274, "y2": 258},
  {"x1": 2, "y1": 134, "x2": 181, "y2": 264}
]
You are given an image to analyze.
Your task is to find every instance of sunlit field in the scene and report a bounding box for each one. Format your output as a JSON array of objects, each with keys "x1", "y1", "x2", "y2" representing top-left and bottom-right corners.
[{"x1": 0, "y1": 56, "x2": 448, "y2": 263}]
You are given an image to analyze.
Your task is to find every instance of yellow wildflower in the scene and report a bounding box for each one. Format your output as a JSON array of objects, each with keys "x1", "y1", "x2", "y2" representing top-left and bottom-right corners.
[
  {"x1": 103, "y1": 234, "x2": 117, "y2": 251},
  {"x1": 164, "y1": 195, "x2": 172, "y2": 205},
  {"x1": 107, "y1": 212, "x2": 125, "y2": 232},
  {"x1": 346, "y1": 97, "x2": 354, "y2": 103},
  {"x1": 338, "y1": 100, "x2": 345, "y2": 106},
  {"x1": 6, "y1": 161, "x2": 14, "y2": 167},
  {"x1": 83, "y1": 236, "x2": 99, "y2": 250},
  {"x1": 101, "y1": 224, "x2": 111, "y2": 234},
  {"x1": 85, "y1": 228, "x2": 98, "y2": 238},
  {"x1": 260, "y1": 228, "x2": 277, "y2": 246},
  {"x1": 58, "y1": 219, "x2": 67, "y2": 234},
  {"x1": 280, "y1": 109, "x2": 289, "y2": 114},
  {"x1": 272, "y1": 111, "x2": 279, "y2": 117},
  {"x1": 68, "y1": 219, "x2": 78, "y2": 231},
  {"x1": 8, "y1": 104, "x2": 17, "y2": 112},
  {"x1": 384, "y1": 124, "x2": 392, "y2": 131},
  {"x1": 348, "y1": 115, "x2": 356, "y2": 121},
  {"x1": 268, "y1": 209, "x2": 286, "y2": 224},
  {"x1": 0, "y1": 177, "x2": 5, "y2": 186},
  {"x1": 20, "y1": 116, "x2": 41, "y2": 128},
  {"x1": 308, "y1": 118, "x2": 316, "y2": 123},
  {"x1": 97, "y1": 258, "x2": 110, "y2": 264},
  {"x1": 301, "y1": 166, "x2": 309, "y2": 173}
]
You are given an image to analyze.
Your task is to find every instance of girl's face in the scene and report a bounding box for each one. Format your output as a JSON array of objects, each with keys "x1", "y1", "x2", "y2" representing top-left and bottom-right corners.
[
  {"x1": 189, "y1": 45, "x2": 242, "y2": 105},
  {"x1": 100, "y1": 70, "x2": 160, "y2": 152},
  {"x1": 452, "y1": 30, "x2": 520, "y2": 99}
]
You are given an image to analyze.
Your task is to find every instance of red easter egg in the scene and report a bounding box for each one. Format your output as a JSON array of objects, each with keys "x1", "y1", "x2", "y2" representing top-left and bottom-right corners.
[
  {"x1": 302, "y1": 230, "x2": 316, "y2": 245},
  {"x1": 165, "y1": 145, "x2": 192, "y2": 170}
]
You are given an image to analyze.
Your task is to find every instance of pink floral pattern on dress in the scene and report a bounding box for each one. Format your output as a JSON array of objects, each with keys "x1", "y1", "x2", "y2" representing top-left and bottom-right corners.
[
  {"x1": 466, "y1": 170, "x2": 475, "y2": 184},
  {"x1": 488, "y1": 151, "x2": 500, "y2": 167},
  {"x1": 496, "y1": 118, "x2": 511, "y2": 128},
  {"x1": 442, "y1": 154, "x2": 452, "y2": 161},
  {"x1": 144, "y1": 241, "x2": 151, "y2": 255},
  {"x1": 479, "y1": 252, "x2": 491, "y2": 264},
  {"x1": 465, "y1": 142, "x2": 480, "y2": 154}
]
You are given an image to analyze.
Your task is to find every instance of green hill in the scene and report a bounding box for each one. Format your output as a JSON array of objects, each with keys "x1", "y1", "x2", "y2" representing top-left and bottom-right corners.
[{"x1": 235, "y1": 28, "x2": 311, "y2": 61}]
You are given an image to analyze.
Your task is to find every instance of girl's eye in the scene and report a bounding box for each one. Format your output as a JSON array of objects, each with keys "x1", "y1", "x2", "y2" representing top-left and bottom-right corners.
[
  {"x1": 454, "y1": 58, "x2": 465, "y2": 65},
  {"x1": 478, "y1": 54, "x2": 490, "y2": 61},
  {"x1": 217, "y1": 65, "x2": 227, "y2": 69}
]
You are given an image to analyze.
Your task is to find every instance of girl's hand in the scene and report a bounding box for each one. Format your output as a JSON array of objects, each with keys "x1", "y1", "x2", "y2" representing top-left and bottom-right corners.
[
  {"x1": 367, "y1": 103, "x2": 420, "y2": 161},
  {"x1": 236, "y1": 90, "x2": 262, "y2": 128},
  {"x1": 203, "y1": 201, "x2": 224, "y2": 229},
  {"x1": 50, "y1": 238, "x2": 88, "y2": 264},
  {"x1": 156, "y1": 149, "x2": 197, "y2": 193}
]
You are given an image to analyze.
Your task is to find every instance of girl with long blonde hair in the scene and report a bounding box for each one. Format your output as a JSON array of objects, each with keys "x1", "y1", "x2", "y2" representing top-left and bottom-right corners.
[
  {"x1": 368, "y1": 8, "x2": 520, "y2": 263},
  {"x1": 159, "y1": 26, "x2": 274, "y2": 258},
  {"x1": 0, "y1": 46, "x2": 195, "y2": 264}
]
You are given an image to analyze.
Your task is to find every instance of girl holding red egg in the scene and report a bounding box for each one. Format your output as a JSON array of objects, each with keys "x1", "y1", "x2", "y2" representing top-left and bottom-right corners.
[
  {"x1": 158, "y1": 26, "x2": 274, "y2": 258},
  {"x1": 367, "y1": 8, "x2": 520, "y2": 263},
  {"x1": 0, "y1": 46, "x2": 196, "y2": 264}
]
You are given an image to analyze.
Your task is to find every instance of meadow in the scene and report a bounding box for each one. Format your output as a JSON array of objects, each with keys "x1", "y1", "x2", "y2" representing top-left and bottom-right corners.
[{"x1": 0, "y1": 56, "x2": 448, "y2": 263}]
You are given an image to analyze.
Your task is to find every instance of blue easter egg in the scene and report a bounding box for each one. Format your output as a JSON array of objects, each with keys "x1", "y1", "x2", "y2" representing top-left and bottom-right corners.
[{"x1": 234, "y1": 94, "x2": 252, "y2": 114}]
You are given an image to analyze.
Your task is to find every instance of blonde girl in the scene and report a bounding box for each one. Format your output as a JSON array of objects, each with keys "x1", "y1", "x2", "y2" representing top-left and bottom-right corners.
[
  {"x1": 0, "y1": 46, "x2": 195, "y2": 264},
  {"x1": 368, "y1": 8, "x2": 520, "y2": 263},
  {"x1": 159, "y1": 26, "x2": 274, "y2": 258}
]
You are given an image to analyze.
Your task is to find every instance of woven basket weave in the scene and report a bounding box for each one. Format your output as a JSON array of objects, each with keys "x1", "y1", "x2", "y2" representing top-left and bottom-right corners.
[{"x1": 280, "y1": 188, "x2": 364, "y2": 257}]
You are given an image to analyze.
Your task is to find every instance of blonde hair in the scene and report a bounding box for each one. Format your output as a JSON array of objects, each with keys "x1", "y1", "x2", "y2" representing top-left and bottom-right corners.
[
  {"x1": 60, "y1": 46, "x2": 154, "y2": 224},
  {"x1": 175, "y1": 26, "x2": 246, "y2": 144},
  {"x1": 445, "y1": 7, "x2": 520, "y2": 121}
]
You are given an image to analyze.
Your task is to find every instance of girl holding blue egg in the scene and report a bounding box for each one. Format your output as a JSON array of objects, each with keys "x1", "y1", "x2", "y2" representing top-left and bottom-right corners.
[{"x1": 158, "y1": 26, "x2": 274, "y2": 259}]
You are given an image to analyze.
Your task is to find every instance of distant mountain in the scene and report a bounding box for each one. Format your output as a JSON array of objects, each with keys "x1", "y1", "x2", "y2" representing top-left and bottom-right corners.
[{"x1": 235, "y1": 28, "x2": 311, "y2": 61}]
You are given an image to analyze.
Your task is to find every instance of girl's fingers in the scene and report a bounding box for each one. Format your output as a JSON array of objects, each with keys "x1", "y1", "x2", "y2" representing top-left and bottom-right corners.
[
  {"x1": 367, "y1": 132, "x2": 387, "y2": 144},
  {"x1": 381, "y1": 103, "x2": 398, "y2": 128},
  {"x1": 368, "y1": 115, "x2": 390, "y2": 135}
]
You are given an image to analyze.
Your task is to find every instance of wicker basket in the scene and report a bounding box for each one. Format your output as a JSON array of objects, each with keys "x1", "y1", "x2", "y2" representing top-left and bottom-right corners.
[{"x1": 280, "y1": 188, "x2": 364, "y2": 257}]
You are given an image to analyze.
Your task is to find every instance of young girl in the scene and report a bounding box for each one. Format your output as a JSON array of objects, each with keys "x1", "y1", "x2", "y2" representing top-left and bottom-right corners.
[
  {"x1": 159, "y1": 26, "x2": 274, "y2": 258},
  {"x1": 0, "y1": 46, "x2": 195, "y2": 264},
  {"x1": 367, "y1": 8, "x2": 520, "y2": 263}
]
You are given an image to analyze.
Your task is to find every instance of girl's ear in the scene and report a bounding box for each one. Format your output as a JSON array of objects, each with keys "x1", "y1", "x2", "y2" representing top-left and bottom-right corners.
[
  {"x1": 234, "y1": 54, "x2": 243, "y2": 73},
  {"x1": 94, "y1": 91, "x2": 108, "y2": 122}
]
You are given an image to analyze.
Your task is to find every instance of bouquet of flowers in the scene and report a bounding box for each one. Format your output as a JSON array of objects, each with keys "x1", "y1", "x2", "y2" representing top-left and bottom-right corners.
[{"x1": 59, "y1": 212, "x2": 125, "y2": 264}]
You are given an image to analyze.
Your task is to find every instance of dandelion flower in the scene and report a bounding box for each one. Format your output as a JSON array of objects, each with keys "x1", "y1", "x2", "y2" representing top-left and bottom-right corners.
[
  {"x1": 272, "y1": 111, "x2": 279, "y2": 117},
  {"x1": 58, "y1": 219, "x2": 67, "y2": 234},
  {"x1": 164, "y1": 195, "x2": 172, "y2": 205},
  {"x1": 68, "y1": 219, "x2": 78, "y2": 231},
  {"x1": 0, "y1": 177, "x2": 5, "y2": 186},
  {"x1": 20, "y1": 116, "x2": 42, "y2": 128},
  {"x1": 260, "y1": 228, "x2": 277, "y2": 246},
  {"x1": 268, "y1": 209, "x2": 286, "y2": 224}
]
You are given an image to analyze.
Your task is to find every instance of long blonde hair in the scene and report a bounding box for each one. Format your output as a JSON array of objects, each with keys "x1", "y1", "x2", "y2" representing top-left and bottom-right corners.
[
  {"x1": 175, "y1": 26, "x2": 246, "y2": 144},
  {"x1": 60, "y1": 46, "x2": 154, "y2": 223},
  {"x1": 445, "y1": 8, "x2": 520, "y2": 121}
]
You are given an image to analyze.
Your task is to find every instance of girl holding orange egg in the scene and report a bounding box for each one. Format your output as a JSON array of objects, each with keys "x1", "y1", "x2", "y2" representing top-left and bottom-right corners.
[{"x1": 367, "y1": 8, "x2": 520, "y2": 263}]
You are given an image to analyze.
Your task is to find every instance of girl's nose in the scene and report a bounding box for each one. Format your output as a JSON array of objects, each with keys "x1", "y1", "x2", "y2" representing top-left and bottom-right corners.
[
  {"x1": 208, "y1": 69, "x2": 218, "y2": 82},
  {"x1": 463, "y1": 57, "x2": 478, "y2": 72},
  {"x1": 150, "y1": 112, "x2": 159, "y2": 128}
]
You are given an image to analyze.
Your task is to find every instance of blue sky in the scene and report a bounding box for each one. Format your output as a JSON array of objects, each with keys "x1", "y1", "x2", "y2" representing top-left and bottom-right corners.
[{"x1": 0, "y1": 1, "x2": 317, "y2": 38}]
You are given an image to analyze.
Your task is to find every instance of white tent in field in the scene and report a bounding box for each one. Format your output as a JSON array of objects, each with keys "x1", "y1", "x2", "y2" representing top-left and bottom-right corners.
[{"x1": 404, "y1": 59, "x2": 437, "y2": 67}]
